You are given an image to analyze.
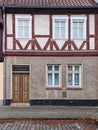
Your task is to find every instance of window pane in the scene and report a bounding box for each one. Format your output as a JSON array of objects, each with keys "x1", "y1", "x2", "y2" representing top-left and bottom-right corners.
[
  {"x1": 61, "y1": 21, "x2": 65, "y2": 38},
  {"x1": 68, "y1": 66, "x2": 72, "y2": 71},
  {"x1": 48, "y1": 66, "x2": 52, "y2": 71},
  {"x1": 68, "y1": 73, "x2": 73, "y2": 86},
  {"x1": 73, "y1": 21, "x2": 77, "y2": 27},
  {"x1": 61, "y1": 28, "x2": 65, "y2": 38},
  {"x1": 24, "y1": 26, "x2": 29, "y2": 37},
  {"x1": 75, "y1": 66, "x2": 79, "y2": 71},
  {"x1": 55, "y1": 21, "x2": 59, "y2": 27},
  {"x1": 73, "y1": 28, "x2": 77, "y2": 38},
  {"x1": 48, "y1": 74, "x2": 52, "y2": 85},
  {"x1": 54, "y1": 73, "x2": 59, "y2": 85},
  {"x1": 55, "y1": 27, "x2": 60, "y2": 38},
  {"x1": 24, "y1": 20, "x2": 29, "y2": 26},
  {"x1": 54, "y1": 66, "x2": 59, "y2": 71},
  {"x1": 61, "y1": 21, "x2": 65, "y2": 27},
  {"x1": 18, "y1": 26, "x2": 23, "y2": 37},
  {"x1": 74, "y1": 73, "x2": 79, "y2": 86},
  {"x1": 18, "y1": 20, "x2": 23, "y2": 26},
  {"x1": 79, "y1": 28, "x2": 83, "y2": 38}
]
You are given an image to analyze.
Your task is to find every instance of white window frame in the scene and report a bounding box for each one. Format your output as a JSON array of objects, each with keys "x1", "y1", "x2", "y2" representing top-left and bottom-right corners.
[
  {"x1": 71, "y1": 16, "x2": 87, "y2": 40},
  {"x1": 52, "y1": 16, "x2": 68, "y2": 39},
  {"x1": 67, "y1": 64, "x2": 82, "y2": 88},
  {"x1": 46, "y1": 64, "x2": 61, "y2": 87},
  {"x1": 15, "y1": 15, "x2": 32, "y2": 39}
]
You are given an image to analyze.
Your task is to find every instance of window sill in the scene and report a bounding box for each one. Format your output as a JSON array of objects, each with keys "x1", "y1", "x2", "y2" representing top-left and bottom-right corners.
[
  {"x1": 67, "y1": 87, "x2": 82, "y2": 90},
  {"x1": 16, "y1": 37, "x2": 32, "y2": 40},
  {"x1": 52, "y1": 38, "x2": 68, "y2": 40},
  {"x1": 71, "y1": 38, "x2": 86, "y2": 40},
  {"x1": 46, "y1": 87, "x2": 62, "y2": 90}
]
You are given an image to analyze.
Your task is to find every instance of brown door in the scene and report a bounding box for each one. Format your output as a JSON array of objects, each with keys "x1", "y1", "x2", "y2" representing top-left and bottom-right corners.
[{"x1": 13, "y1": 73, "x2": 29, "y2": 102}]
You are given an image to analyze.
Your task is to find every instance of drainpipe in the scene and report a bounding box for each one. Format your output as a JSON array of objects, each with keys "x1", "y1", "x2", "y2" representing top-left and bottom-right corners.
[{"x1": 3, "y1": 6, "x2": 6, "y2": 105}]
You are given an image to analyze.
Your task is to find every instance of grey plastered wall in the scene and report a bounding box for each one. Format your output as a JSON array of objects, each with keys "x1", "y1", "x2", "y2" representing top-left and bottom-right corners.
[{"x1": 5, "y1": 56, "x2": 98, "y2": 100}]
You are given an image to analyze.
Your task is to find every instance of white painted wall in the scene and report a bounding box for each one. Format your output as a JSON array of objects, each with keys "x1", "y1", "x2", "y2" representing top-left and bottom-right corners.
[
  {"x1": 36, "y1": 38, "x2": 49, "y2": 49},
  {"x1": 89, "y1": 15, "x2": 95, "y2": 35},
  {"x1": 73, "y1": 40, "x2": 85, "y2": 49},
  {"x1": 89, "y1": 38, "x2": 95, "y2": 49},
  {"x1": 34, "y1": 15, "x2": 49, "y2": 35},
  {"x1": 7, "y1": 14, "x2": 13, "y2": 34},
  {"x1": 7, "y1": 37, "x2": 13, "y2": 49}
]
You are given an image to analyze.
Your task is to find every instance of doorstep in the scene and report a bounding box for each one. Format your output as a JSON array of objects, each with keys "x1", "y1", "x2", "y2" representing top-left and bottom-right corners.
[{"x1": 11, "y1": 103, "x2": 30, "y2": 107}]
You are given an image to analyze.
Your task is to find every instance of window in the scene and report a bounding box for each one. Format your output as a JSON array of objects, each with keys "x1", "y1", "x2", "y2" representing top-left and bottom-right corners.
[
  {"x1": 47, "y1": 65, "x2": 61, "y2": 87},
  {"x1": 67, "y1": 65, "x2": 81, "y2": 88},
  {"x1": 16, "y1": 15, "x2": 32, "y2": 39},
  {"x1": 71, "y1": 16, "x2": 87, "y2": 39},
  {"x1": 52, "y1": 16, "x2": 68, "y2": 39}
]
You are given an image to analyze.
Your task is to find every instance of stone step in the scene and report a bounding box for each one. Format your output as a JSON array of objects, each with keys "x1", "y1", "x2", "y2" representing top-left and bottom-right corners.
[{"x1": 11, "y1": 103, "x2": 30, "y2": 107}]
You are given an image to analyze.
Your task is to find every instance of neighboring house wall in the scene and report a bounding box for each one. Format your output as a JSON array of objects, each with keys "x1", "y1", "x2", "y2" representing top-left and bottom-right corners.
[
  {"x1": 0, "y1": 63, "x2": 3, "y2": 105},
  {"x1": 0, "y1": 9, "x2": 3, "y2": 106}
]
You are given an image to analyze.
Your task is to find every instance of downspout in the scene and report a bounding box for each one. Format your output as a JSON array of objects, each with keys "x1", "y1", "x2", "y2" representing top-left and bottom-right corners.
[{"x1": 3, "y1": 6, "x2": 6, "y2": 105}]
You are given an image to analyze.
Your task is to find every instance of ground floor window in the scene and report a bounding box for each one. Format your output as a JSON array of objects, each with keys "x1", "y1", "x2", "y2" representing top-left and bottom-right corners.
[
  {"x1": 67, "y1": 64, "x2": 82, "y2": 88},
  {"x1": 47, "y1": 64, "x2": 61, "y2": 87}
]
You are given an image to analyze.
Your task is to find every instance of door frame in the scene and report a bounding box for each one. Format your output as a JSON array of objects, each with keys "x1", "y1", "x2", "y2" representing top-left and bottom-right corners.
[{"x1": 11, "y1": 64, "x2": 31, "y2": 103}]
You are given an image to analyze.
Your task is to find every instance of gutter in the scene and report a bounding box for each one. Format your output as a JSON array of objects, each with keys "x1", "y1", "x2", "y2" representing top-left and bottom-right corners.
[
  {"x1": 3, "y1": 6, "x2": 6, "y2": 105},
  {"x1": 4, "y1": 5, "x2": 98, "y2": 14}
]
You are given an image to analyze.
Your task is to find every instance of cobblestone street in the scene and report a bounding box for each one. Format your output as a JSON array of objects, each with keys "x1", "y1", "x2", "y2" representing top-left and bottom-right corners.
[{"x1": 0, "y1": 119, "x2": 96, "y2": 130}]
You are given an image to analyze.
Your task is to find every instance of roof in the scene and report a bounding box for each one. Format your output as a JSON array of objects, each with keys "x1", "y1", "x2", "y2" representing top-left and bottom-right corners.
[{"x1": 1, "y1": 0, "x2": 97, "y2": 8}]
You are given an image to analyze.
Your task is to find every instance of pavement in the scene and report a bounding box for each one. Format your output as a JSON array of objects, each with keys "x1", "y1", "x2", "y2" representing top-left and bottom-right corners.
[
  {"x1": 0, "y1": 106, "x2": 97, "y2": 130},
  {"x1": 0, "y1": 106, "x2": 98, "y2": 119}
]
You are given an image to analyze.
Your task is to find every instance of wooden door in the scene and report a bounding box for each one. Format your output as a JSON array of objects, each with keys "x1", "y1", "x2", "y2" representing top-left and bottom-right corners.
[{"x1": 13, "y1": 73, "x2": 29, "y2": 102}]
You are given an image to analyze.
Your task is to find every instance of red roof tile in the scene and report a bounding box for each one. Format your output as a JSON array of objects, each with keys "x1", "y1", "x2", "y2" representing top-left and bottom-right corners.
[{"x1": 1, "y1": 0, "x2": 97, "y2": 7}]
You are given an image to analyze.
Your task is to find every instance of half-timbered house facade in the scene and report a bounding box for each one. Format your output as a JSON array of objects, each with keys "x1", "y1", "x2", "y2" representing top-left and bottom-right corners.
[{"x1": 2, "y1": 0, "x2": 98, "y2": 106}]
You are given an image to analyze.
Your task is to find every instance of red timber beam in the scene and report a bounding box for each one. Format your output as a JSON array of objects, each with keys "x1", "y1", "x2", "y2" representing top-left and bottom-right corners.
[
  {"x1": 86, "y1": 14, "x2": 89, "y2": 50},
  {"x1": 95, "y1": 14, "x2": 98, "y2": 50},
  {"x1": 5, "y1": 51, "x2": 98, "y2": 57}
]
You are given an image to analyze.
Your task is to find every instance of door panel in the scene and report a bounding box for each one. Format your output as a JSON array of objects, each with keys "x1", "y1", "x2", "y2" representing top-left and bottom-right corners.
[
  {"x1": 23, "y1": 74, "x2": 29, "y2": 101},
  {"x1": 13, "y1": 73, "x2": 29, "y2": 102},
  {"x1": 13, "y1": 74, "x2": 20, "y2": 102}
]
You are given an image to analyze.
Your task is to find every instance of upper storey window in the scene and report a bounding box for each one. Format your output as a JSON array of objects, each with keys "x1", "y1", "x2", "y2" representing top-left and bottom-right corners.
[
  {"x1": 15, "y1": 15, "x2": 32, "y2": 39},
  {"x1": 71, "y1": 16, "x2": 87, "y2": 40},
  {"x1": 52, "y1": 16, "x2": 68, "y2": 39}
]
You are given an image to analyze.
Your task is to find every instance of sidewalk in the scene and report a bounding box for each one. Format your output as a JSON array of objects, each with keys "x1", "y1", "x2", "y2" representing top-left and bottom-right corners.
[{"x1": 0, "y1": 106, "x2": 98, "y2": 119}]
